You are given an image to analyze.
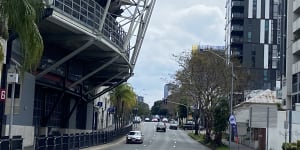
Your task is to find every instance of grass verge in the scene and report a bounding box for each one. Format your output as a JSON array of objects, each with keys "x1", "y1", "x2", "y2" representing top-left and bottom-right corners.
[{"x1": 188, "y1": 133, "x2": 229, "y2": 150}]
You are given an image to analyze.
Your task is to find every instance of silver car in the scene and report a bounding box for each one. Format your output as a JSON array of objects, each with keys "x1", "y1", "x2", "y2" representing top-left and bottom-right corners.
[
  {"x1": 126, "y1": 131, "x2": 144, "y2": 144},
  {"x1": 169, "y1": 120, "x2": 178, "y2": 130}
]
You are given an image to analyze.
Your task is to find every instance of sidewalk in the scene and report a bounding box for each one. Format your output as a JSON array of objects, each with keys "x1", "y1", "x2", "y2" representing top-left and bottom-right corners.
[
  {"x1": 222, "y1": 139, "x2": 254, "y2": 150},
  {"x1": 81, "y1": 123, "x2": 141, "y2": 150},
  {"x1": 81, "y1": 135, "x2": 126, "y2": 150}
]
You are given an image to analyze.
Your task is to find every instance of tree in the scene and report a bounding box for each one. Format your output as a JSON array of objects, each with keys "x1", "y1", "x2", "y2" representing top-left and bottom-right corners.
[
  {"x1": 174, "y1": 50, "x2": 231, "y2": 142},
  {"x1": 213, "y1": 97, "x2": 229, "y2": 145},
  {"x1": 137, "y1": 101, "x2": 150, "y2": 117},
  {"x1": 151, "y1": 100, "x2": 162, "y2": 115},
  {"x1": 110, "y1": 83, "x2": 136, "y2": 129},
  {"x1": 0, "y1": 0, "x2": 44, "y2": 74}
]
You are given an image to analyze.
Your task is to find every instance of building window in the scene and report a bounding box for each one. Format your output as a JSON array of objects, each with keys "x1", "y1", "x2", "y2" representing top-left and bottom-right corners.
[
  {"x1": 292, "y1": 74, "x2": 298, "y2": 93},
  {"x1": 265, "y1": 21, "x2": 269, "y2": 43},
  {"x1": 264, "y1": 70, "x2": 268, "y2": 81},
  {"x1": 248, "y1": 32, "x2": 252, "y2": 42},
  {"x1": 251, "y1": 49, "x2": 256, "y2": 67},
  {"x1": 253, "y1": 0, "x2": 257, "y2": 18}
]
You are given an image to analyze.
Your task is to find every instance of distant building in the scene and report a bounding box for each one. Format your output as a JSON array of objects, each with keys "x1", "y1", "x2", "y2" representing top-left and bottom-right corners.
[
  {"x1": 164, "y1": 83, "x2": 177, "y2": 99},
  {"x1": 137, "y1": 96, "x2": 144, "y2": 103}
]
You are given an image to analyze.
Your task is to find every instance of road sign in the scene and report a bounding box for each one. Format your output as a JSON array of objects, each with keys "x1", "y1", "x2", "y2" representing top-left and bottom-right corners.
[
  {"x1": 229, "y1": 114, "x2": 236, "y2": 125},
  {"x1": 0, "y1": 89, "x2": 5, "y2": 102}
]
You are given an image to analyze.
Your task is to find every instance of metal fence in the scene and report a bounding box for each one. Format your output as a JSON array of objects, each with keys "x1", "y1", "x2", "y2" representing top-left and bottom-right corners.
[
  {"x1": 50, "y1": 0, "x2": 127, "y2": 52},
  {"x1": 0, "y1": 136, "x2": 23, "y2": 150},
  {"x1": 35, "y1": 125, "x2": 132, "y2": 150}
]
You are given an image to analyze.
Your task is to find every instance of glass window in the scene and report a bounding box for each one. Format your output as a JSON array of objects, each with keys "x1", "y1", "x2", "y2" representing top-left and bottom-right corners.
[
  {"x1": 248, "y1": 32, "x2": 252, "y2": 42},
  {"x1": 265, "y1": 21, "x2": 269, "y2": 43},
  {"x1": 264, "y1": 70, "x2": 268, "y2": 81}
]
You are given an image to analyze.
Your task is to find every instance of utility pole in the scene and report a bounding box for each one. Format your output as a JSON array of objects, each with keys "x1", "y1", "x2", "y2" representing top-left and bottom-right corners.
[{"x1": 7, "y1": 66, "x2": 19, "y2": 140}]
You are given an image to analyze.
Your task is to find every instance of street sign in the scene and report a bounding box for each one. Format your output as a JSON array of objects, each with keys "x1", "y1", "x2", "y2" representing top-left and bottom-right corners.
[
  {"x1": 229, "y1": 114, "x2": 236, "y2": 125},
  {"x1": 0, "y1": 89, "x2": 5, "y2": 102}
]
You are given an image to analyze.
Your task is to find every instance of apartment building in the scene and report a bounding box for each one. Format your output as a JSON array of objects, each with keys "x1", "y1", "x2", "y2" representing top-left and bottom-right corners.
[{"x1": 225, "y1": 0, "x2": 284, "y2": 91}]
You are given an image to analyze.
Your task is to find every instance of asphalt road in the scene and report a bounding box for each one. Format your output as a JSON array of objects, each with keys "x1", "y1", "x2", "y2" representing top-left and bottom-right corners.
[{"x1": 104, "y1": 122, "x2": 210, "y2": 150}]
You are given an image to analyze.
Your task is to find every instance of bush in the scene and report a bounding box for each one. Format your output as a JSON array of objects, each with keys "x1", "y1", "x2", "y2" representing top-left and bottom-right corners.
[
  {"x1": 282, "y1": 142, "x2": 297, "y2": 150},
  {"x1": 297, "y1": 140, "x2": 300, "y2": 150}
]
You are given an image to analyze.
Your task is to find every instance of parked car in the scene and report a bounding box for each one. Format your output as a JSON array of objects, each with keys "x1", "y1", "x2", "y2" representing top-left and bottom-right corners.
[
  {"x1": 182, "y1": 121, "x2": 195, "y2": 130},
  {"x1": 156, "y1": 122, "x2": 166, "y2": 132},
  {"x1": 126, "y1": 131, "x2": 144, "y2": 144},
  {"x1": 169, "y1": 120, "x2": 178, "y2": 130},
  {"x1": 145, "y1": 117, "x2": 150, "y2": 122}
]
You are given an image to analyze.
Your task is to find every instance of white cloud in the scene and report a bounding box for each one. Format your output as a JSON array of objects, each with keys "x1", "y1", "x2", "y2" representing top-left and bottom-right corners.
[{"x1": 128, "y1": 0, "x2": 226, "y2": 107}]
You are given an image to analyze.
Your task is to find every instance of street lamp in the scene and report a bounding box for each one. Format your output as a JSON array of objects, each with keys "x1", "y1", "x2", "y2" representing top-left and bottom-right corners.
[{"x1": 202, "y1": 49, "x2": 234, "y2": 148}]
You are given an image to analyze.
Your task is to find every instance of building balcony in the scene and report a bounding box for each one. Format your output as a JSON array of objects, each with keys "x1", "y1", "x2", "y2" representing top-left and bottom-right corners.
[
  {"x1": 230, "y1": 36, "x2": 243, "y2": 44},
  {"x1": 292, "y1": 38, "x2": 300, "y2": 55},
  {"x1": 293, "y1": 16, "x2": 300, "y2": 33},
  {"x1": 231, "y1": 25, "x2": 243, "y2": 32},
  {"x1": 232, "y1": 1, "x2": 244, "y2": 8},
  {"x1": 294, "y1": 0, "x2": 300, "y2": 14},
  {"x1": 292, "y1": 61, "x2": 300, "y2": 75},
  {"x1": 231, "y1": 13, "x2": 244, "y2": 20}
]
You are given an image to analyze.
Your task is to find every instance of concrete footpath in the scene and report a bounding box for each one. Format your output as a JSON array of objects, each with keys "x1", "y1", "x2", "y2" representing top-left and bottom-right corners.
[
  {"x1": 81, "y1": 136, "x2": 126, "y2": 150},
  {"x1": 222, "y1": 139, "x2": 254, "y2": 150},
  {"x1": 81, "y1": 123, "x2": 141, "y2": 150}
]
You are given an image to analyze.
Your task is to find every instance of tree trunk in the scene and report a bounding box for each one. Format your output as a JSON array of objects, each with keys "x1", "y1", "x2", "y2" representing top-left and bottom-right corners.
[
  {"x1": 214, "y1": 132, "x2": 223, "y2": 146},
  {"x1": 205, "y1": 115, "x2": 212, "y2": 143}
]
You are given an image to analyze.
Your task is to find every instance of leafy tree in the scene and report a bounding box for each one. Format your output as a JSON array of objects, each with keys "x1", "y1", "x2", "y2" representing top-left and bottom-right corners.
[
  {"x1": 0, "y1": 0, "x2": 44, "y2": 74},
  {"x1": 177, "y1": 98, "x2": 188, "y2": 118},
  {"x1": 110, "y1": 83, "x2": 136, "y2": 128},
  {"x1": 137, "y1": 101, "x2": 150, "y2": 117},
  {"x1": 174, "y1": 50, "x2": 231, "y2": 140},
  {"x1": 151, "y1": 100, "x2": 162, "y2": 115},
  {"x1": 213, "y1": 97, "x2": 229, "y2": 145},
  {"x1": 158, "y1": 108, "x2": 168, "y2": 116}
]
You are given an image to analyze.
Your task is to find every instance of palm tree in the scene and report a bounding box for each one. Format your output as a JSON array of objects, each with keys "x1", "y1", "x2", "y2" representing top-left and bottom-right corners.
[
  {"x1": 110, "y1": 83, "x2": 136, "y2": 129},
  {"x1": 0, "y1": 0, "x2": 44, "y2": 74}
]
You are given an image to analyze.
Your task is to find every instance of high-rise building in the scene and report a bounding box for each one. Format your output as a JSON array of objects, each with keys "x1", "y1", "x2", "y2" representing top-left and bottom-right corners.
[
  {"x1": 285, "y1": 0, "x2": 300, "y2": 110},
  {"x1": 164, "y1": 83, "x2": 177, "y2": 99},
  {"x1": 137, "y1": 96, "x2": 144, "y2": 103},
  {"x1": 225, "y1": 0, "x2": 284, "y2": 90}
]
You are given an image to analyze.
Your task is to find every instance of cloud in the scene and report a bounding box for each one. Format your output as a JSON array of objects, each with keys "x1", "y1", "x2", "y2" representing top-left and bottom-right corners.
[{"x1": 128, "y1": 0, "x2": 226, "y2": 107}]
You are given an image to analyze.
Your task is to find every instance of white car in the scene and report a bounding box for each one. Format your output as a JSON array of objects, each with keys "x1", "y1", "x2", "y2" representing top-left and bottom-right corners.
[
  {"x1": 169, "y1": 120, "x2": 178, "y2": 130},
  {"x1": 126, "y1": 131, "x2": 144, "y2": 144},
  {"x1": 145, "y1": 117, "x2": 150, "y2": 122},
  {"x1": 162, "y1": 118, "x2": 168, "y2": 122}
]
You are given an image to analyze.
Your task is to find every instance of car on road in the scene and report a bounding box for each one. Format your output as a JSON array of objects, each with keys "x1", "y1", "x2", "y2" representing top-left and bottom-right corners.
[
  {"x1": 162, "y1": 118, "x2": 168, "y2": 123},
  {"x1": 152, "y1": 118, "x2": 158, "y2": 122},
  {"x1": 144, "y1": 117, "x2": 150, "y2": 122},
  {"x1": 182, "y1": 121, "x2": 195, "y2": 130},
  {"x1": 169, "y1": 120, "x2": 178, "y2": 130},
  {"x1": 156, "y1": 122, "x2": 166, "y2": 132},
  {"x1": 126, "y1": 131, "x2": 144, "y2": 144}
]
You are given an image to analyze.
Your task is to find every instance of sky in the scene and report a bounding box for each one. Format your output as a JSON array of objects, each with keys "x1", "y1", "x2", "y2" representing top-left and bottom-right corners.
[{"x1": 128, "y1": 0, "x2": 226, "y2": 107}]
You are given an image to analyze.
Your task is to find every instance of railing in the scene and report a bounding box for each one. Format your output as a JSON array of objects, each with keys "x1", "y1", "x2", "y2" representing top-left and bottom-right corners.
[
  {"x1": 35, "y1": 124, "x2": 132, "y2": 150},
  {"x1": 231, "y1": 1, "x2": 244, "y2": 7},
  {"x1": 231, "y1": 37, "x2": 243, "y2": 43},
  {"x1": 231, "y1": 25, "x2": 243, "y2": 31},
  {"x1": 49, "y1": 0, "x2": 127, "y2": 53},
  {"x1": 231, "y1": 13, "x2": 244, "y2": 20},
  {"x1": 0, "y1": 136, "x2": 23, "y2": 150}
]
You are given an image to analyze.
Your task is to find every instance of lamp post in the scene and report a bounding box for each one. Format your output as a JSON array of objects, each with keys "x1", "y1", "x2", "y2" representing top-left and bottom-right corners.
[{"x1": 203, "y1": 49, "x2": 234, "y2": 149}]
